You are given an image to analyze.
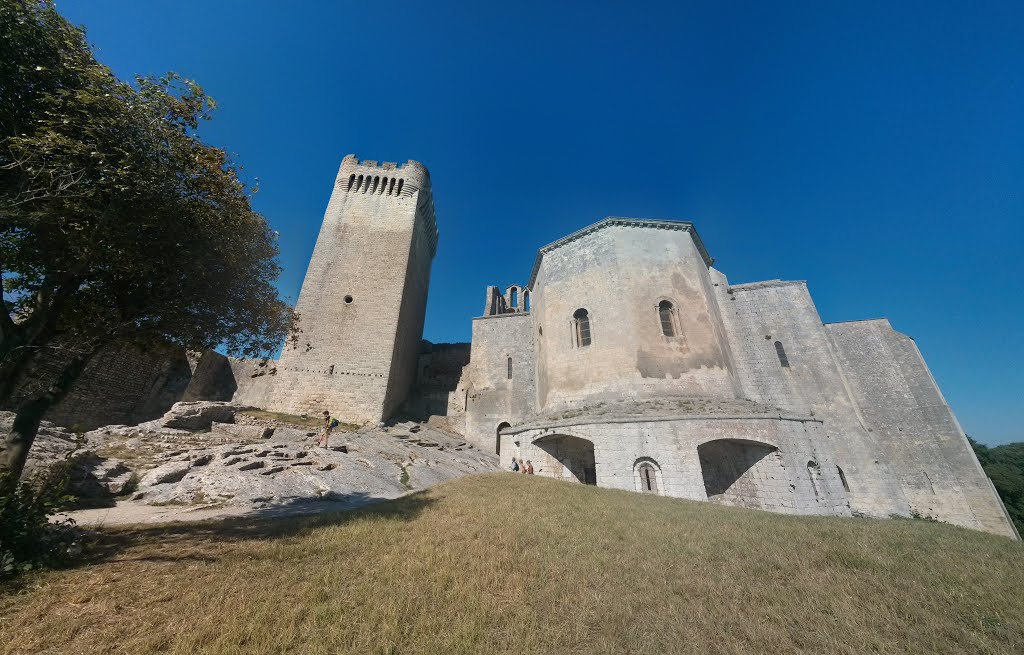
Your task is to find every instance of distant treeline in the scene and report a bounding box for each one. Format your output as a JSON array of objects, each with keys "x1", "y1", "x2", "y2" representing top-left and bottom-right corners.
[{"x1": 970, "y1": 438, "x2": 1024, "y2": 536}]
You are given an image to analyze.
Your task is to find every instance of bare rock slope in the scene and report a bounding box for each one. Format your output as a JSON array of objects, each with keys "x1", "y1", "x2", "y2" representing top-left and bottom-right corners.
[{"x1": 9, "y1": 402, "x2": 498, "y2": 525}]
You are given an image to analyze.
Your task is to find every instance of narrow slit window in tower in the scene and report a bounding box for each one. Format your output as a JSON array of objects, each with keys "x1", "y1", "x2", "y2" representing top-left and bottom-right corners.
[
  {"x1": 388, "y1": 178, "x2": 396, "y2": 195},
  {"x1": 837, "y1": 465, "x2": 850, "y2": 492},
  {"x1": 396, "y1": 179, "x2": 404, "y2": 196},
  {"x1": 347, "y1": 174, "x2": 356, "y2": 191},
  {"x1": 658, "y1": 300, "x2": 676, "y2": 336},
  {"x1": 507, "y1": 357, "x2": 513, "y2": 380},
  {"x1": 371, "y1": 176, "x2": 379, "y2": 193},
  {"x1": 775, "y1": 341, "x2": 790, "y2": 368}
]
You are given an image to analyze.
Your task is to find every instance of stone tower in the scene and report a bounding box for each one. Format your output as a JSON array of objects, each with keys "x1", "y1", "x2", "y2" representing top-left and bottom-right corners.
[{"x1": 269, "y1": 155, "x2": 438, "y2": 423}]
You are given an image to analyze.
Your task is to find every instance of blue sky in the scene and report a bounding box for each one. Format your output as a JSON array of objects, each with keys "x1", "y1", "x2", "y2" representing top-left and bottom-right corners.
[{"x1": 60, "y1": 1, "x2": 1022, "y2": 445}]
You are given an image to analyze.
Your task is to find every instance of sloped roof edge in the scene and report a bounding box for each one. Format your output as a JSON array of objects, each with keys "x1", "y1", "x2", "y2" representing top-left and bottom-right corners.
[{"x1": 527, "y1": 218, "x2": 713, "y2": 290}]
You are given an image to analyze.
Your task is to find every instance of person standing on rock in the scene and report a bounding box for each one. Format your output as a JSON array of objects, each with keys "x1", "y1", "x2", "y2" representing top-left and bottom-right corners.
[{"x1": 319, "y1": 410, "x2": 337, "y2": 448}]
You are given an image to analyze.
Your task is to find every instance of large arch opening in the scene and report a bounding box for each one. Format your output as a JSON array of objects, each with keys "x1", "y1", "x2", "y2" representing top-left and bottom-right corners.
[
  {"x1": 495, "y1": 422, "x2": 511, "y2": 456},
  {"x1": 533, "y1": 434, "x2": 596, "y2": 485},
  {"x1": 698, "y1": 439, "x2": 789, "y2": 510}
]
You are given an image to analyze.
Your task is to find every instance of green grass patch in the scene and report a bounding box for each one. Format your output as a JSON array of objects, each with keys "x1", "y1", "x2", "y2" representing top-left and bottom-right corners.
[{"x1": 1, "y1": 474, "x2": 1022, "y2": 654}]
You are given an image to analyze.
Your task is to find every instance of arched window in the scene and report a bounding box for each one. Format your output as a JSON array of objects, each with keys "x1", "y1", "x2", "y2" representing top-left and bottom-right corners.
[
  {"x1": 380, "y1": 176, "x2": 388, "y2": 194},
  {"x1": 658, "y1": 300, "x2": 676, "y2": 337},
  {"x1": 396, "y1": 179, "x2": 404, "y2": 196},
  {"x1": 837, "y1": 465, "x2": 850, "y2": 492},
  {"x1": 388, "y1": 178, "x2": 396, "y2": 195},
  {"x1": 634, "y1": 459, "x2": 661, "y2": 494},
  {"x1": 775, "y1": 341, "x2": 790, "y2": 368},
  {"x1": 807, "y1": 460, "x2": 820, "y2": 497},
  {"x1": 523, "y1": 290, "x2": 531, "y2": 312},
  {"x1": 507, "y1": 357, "x2": 513, "y2": 380},
  {"x1": 356, "y1": 174, "x2": 364, "y2": 192},
  {"x1": 347, "y1": 174, "x2": 356, "y2": 191},
  {"x1": 509, "y1": 287, "x2": 518, "y2": 310},
  {"x1": 371, "y1": 176, "x2": 379, "y2": 193},
  {"x1": 573, "y1": 308, "x2": 592, "y2": 347}
]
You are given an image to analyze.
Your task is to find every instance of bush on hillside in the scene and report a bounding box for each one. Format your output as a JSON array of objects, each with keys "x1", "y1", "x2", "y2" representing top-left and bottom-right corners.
[
  {"x1": 0, "y1": 466, "x2": 80, "y2": 579},
  {"x1": 970, "y1": 437, "x2": 1024, "y2": 535}
]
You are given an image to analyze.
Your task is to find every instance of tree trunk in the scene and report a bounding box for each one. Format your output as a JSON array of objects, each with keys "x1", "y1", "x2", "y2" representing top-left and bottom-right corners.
[
  {"x1": 0, "y1": 352, "x2": 92, "y2": 491},
  {"x1": 0, "y1": 398, "x2": 47, "y2": 493}
]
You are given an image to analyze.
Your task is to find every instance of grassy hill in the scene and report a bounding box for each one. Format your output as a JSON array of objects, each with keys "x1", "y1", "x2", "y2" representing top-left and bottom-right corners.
[{"x1": 2, "y1": 474, "x2": 1022, "y2": 655}]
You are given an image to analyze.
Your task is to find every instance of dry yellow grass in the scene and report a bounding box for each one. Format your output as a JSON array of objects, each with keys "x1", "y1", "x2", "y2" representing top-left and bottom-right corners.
[{"x1": 1, "y1": 474, "x2": 1022, "y2": 654}]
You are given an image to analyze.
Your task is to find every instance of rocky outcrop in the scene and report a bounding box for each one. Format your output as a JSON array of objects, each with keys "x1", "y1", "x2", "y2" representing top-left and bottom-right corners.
[
  {"x1": 130, "y1": 422, "x2": 496, "y2": 509},
  {"x1": 152, "y1": 401, "x2": 252, "y2": 431},
  {"x1": 4, "y1": 408, "x2": 499, "y2": 522}
]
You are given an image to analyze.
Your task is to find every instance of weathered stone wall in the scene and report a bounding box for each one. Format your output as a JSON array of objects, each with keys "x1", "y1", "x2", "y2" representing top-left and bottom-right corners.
[
  {"x1": 532, "y1": 222, "x2": 738, "y2": 411},
  {"x1": 403, "y1": 342, "x2": 471, "y2": 423},
  {"x1": 713, "y1": 273, "x2": 910, "y2": 518},
  {"x1": 180, "y1": 350, "x2": 237, "y2": 402},
  {"x1": 827, "y1": 319, "x2": 1017, "y2": 537},
  {"x1": 462, "y1": 313, "x2": 536, "y2": 452},
  {"x1": 6, "y1": 341, "x2": 193, "y2": 431},
  {"x1": 504, "y1": 415, "x2": 851, "y2": 516},
  {"x1": 266, "y1": 155, "x2": 437, "y2": 423}
]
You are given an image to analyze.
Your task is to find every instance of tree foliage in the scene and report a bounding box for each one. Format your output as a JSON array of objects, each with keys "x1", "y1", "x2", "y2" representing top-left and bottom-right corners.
[
  {"x1": 970, "y1": 437, "x2": 1024, "y2": 536},
  {"x1": 0, "y1": 1, "x2": 295, "y2": 481}
]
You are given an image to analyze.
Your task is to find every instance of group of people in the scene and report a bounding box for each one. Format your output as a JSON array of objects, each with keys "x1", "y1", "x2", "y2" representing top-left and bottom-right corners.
[{"x1": 510, "y1": 457, "x2": 534, "y2": 474}]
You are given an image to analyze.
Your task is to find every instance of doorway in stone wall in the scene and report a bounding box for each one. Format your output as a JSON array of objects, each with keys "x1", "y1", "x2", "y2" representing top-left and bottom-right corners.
[
  {"x1": 533, "y1": 434, "x2": 597, "y2": 485},
  {"x1": 495, "y1": 422, "x2": 511, "y2": 456}
]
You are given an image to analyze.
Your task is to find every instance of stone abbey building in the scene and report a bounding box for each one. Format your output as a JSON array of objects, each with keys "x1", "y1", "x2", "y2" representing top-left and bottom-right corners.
[
  {"x1": 233, "y1": 154, "x2": 1015, "y2": 538},
  {"x1": 23, "y1": 154, "x2": 1016, "y2": 538}
]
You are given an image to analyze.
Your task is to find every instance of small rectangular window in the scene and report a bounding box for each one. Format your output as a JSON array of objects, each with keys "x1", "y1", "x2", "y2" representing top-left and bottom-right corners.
[{"x1": 507, "y1": 357, "x2": 512, "y2": 380}]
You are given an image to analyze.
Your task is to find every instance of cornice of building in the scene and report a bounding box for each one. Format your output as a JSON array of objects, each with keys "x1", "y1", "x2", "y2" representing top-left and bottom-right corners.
[{"x1": 526, "y1": 217, "x2": 713, "y2": 290}]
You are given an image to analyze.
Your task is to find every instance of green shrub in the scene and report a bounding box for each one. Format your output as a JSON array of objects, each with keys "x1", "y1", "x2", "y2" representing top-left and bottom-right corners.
[{"x1": 0, "y1": 469, "x2": 80, "y2": 579}]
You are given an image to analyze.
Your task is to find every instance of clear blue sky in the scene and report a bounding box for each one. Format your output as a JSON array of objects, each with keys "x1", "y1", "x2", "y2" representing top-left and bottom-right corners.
[{"x1": 61, "y1": 1, "x2": 1023, "y2": 445}]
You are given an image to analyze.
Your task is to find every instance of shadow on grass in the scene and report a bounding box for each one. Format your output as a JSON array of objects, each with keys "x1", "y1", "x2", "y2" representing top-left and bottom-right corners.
[{"x1": 74, "y1": 489, "x2": 437, "y2": 567}]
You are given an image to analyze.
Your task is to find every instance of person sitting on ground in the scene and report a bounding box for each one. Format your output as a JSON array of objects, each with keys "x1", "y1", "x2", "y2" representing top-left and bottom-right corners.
[
  {"x1": 525, "y1": 460, "x2": 534, "y2": 475},
  {"x1": 510, "y1": 457, "x2": 520, "y2": 472}
]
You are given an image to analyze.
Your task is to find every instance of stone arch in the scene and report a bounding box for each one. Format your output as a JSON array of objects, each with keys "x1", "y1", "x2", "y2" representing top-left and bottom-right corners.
[
  {"x1": 507, "y1": 285, "x2": 520, "y2": 312},
  {"x1": 495, "y1": 421, "x2": 511, "y2": 456},
  {"x1": 698, "y1": 439, "x2": 789, "y2": 510},
  {"x1": 533, "y1": 433, "x2": 596, "y2": 485},
  {"x1": 633, "y1": 457, "x2": 663, "y2": 494}
]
